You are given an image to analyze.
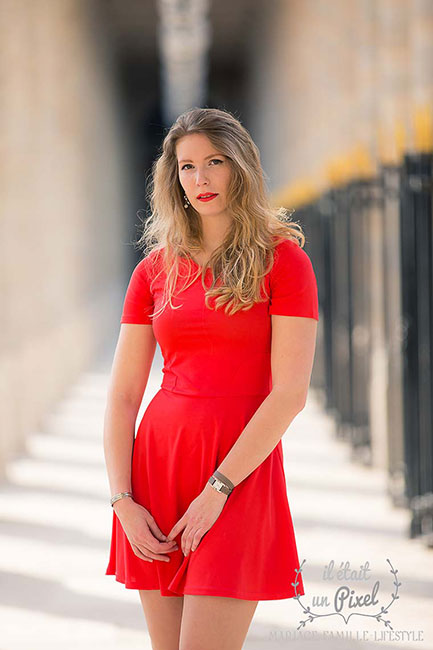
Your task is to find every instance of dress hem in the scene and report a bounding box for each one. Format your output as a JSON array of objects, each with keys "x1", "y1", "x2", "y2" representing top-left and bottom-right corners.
[{"x1": 106, "y1": 572, "x2": 304, "y2": 601}]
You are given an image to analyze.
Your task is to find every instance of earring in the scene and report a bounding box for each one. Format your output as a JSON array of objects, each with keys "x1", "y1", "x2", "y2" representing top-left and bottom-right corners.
[{"x1": 183, "y1": 193, "x2": 191, "y2": 209}]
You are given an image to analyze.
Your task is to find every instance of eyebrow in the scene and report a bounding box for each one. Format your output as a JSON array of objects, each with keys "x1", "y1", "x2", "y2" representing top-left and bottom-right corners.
[{"x1": 178, "y1": 153, "x2": 223, "y2": 164}]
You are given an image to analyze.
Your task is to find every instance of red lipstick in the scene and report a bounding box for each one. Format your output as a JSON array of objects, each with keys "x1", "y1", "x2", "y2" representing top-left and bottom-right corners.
[{"x1": 197, "y1": 193, "x2": 218, "y2": 202}]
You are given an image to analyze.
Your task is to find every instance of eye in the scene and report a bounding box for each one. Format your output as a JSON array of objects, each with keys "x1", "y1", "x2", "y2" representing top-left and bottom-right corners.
[{"x1": 180, "y1": 159, "x2": 223, "y2": 171}]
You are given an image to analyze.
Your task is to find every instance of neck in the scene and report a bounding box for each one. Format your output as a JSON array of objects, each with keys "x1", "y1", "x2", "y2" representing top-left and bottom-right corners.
[{"x1": 198, "y1": 211, "x2": 232, "y2": 255}]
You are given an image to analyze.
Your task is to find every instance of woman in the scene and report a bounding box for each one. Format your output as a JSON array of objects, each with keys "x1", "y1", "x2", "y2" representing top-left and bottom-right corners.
[{"x1": 104, "y1": 107, "x2": 318, "y2": 650}]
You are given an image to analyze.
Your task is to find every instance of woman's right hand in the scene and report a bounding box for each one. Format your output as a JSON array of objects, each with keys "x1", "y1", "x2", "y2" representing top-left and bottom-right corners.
[{"x1": 113, "y1": 498, "x2": 179, "y2": 563}]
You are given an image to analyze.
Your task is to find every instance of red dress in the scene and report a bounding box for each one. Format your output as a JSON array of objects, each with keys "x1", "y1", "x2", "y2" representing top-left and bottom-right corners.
[{"x1": 105, "y1": 237, "x2": 319, "y2": 600}]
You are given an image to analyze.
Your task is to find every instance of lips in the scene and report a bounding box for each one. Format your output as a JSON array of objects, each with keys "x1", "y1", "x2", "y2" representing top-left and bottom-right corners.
[{"x1": 197, "y1": 193, "x2": 218, "y2": 201}]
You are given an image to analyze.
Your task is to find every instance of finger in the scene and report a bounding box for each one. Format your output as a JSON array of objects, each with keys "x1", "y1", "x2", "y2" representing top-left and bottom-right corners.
[
  {"x1": 156, "y1": 540, "x2": 179, "y2": 552},
  {"x1": 166, "y1": 519, "x2": 185, "y2": 542},
  {"x1": 146, "y1": 515, "x2": 171, "y2": 543},
  {"x1": 166, "y1": 544, "x2": 179, "y2": 553},
  {"x1": 191, "y1": 530, "x2": 204, "y2": 552},
  {"x1": 166, "y1": 527, "x2": 178, "y2": 542},
  {"x1": 183, "y1": 527, "x2": 199, "y2": 556},
  {"x1": 149, "y1": 537, "x2": 179, "y2": 550},
  {"x1": 131, "y1": 543, "x2": 154, "y2": 562},
  {"x1": 137, "y1": 544, "x2": 172, "y2": 562},
  {"x1": 146, "y1": 538, "x2": 179, "y2": 554}
]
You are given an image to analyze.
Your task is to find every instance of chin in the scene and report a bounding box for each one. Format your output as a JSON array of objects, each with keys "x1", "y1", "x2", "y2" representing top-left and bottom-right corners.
[{"x1": 198, "y1": 209, "x2": 224, "y2": 217}]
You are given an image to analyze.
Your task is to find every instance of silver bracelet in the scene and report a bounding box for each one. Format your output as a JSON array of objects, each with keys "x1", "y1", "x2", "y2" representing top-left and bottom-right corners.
[
  {"x1": 208, "y1": 470, "x2": 235, "y2": 496},
  {"x1": 214, "y1": 470, "x2": 235, "y2": 491},
  {"x1": 111, "y1": 491, "x2": 133, "y2": 507}
]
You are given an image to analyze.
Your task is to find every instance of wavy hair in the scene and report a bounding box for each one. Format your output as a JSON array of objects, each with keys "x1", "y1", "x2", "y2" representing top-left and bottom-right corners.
[{"x1": 135, "y1": 107, "x2": 306, "y2": 318}]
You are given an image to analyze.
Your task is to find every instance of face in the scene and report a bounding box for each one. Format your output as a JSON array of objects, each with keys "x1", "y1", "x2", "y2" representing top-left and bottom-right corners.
[{"x1": 176, "y1": 133, "x2": 232, "y2": 216}]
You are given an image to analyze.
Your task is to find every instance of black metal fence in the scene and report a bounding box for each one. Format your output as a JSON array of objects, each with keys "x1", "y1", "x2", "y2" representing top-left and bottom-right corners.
[
  {"x1": 400, "y1": 153, "x2": 433, "y2": 541},
  {"x1": 297, "y1": 152, "x2": 433, "y2": 545}
]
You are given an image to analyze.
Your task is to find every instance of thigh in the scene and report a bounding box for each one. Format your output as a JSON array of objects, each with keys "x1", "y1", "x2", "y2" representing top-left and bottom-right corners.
[
  {"x1": 180, "y1": 594, "x2": 259, "y2": 650},
  {"x1": 139, "y1": 589, "x2": 184, "y2": 650}
]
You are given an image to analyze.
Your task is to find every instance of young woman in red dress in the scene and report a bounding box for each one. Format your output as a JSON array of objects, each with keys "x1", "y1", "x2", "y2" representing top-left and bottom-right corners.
[{"x1": 104, "y1": 107, "x2": 319, "y2": 650}]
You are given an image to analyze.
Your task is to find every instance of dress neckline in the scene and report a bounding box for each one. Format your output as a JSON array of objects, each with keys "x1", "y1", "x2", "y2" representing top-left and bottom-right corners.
[{"x1": 179, "y1": 253, "x2": 209, "y2": 271}]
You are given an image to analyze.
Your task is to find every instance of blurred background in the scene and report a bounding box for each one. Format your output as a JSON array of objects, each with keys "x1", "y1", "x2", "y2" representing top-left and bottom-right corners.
[{"x1": 1, "y1": 0, "x2": 433, "y2": 648}]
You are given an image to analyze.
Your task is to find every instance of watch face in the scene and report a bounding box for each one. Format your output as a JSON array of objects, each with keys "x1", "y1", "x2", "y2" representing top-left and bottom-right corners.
[{"x1": 214, "y1": 479, "x2": 224, "y2": 491}]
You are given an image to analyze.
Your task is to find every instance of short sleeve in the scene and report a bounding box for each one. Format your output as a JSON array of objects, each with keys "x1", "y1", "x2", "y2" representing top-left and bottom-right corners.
[
  {"x1": 120, "y1": 256, "x2": 154, "y2": 324},
  {"x1": 269, "y1": 239, "x2": 319, "y2": 320}
]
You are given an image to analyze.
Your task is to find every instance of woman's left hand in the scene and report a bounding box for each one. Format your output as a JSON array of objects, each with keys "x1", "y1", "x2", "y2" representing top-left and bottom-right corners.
[{"x1": 166, "y1": 483, "x2": 228, "y2": 556}]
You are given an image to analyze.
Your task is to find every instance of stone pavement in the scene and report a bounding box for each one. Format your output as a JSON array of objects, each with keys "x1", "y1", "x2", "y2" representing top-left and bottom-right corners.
[{"x1": 0, "y1": 348, "x2": 432, "y2": 649}]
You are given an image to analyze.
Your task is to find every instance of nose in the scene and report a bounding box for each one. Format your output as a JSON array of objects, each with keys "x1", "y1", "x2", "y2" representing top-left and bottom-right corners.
[{"x1": 195, "y1": 167, "x2": 210, "y2": 185}]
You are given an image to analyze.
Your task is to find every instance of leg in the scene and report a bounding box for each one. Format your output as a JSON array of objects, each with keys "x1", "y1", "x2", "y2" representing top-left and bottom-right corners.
[
  {"x1": 139, "y1": 589, "x2": 184, "y2": 650},
  {"x1": 179, "y1": 594, "x2": 259, "y2": 650}
]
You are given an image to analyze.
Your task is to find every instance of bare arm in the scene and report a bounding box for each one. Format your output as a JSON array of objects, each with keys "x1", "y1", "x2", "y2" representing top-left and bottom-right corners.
[
  {"x1": 103, "y1": 323, "x2": 156, "y2": 514},
  {"x1": 103, "y1": 323, "x2": 179, "y2": 561},
  {"x1": 213, "y1": 314, "x2": 318, "y2": 490}
]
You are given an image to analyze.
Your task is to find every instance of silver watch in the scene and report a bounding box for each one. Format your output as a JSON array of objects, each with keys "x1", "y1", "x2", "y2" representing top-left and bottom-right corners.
[{"x1": 208, "y1": 472, "x2": 234, "y2": 496}]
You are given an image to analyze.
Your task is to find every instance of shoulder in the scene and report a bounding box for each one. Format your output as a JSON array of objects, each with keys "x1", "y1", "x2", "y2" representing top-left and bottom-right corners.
[
  {"x1": 270, "y1": 237, "x2": 315, "y2": 277},
  {"x1": 123, "y1": 250, "x2": 162, "y2": 296},
  {"x1": 267, "y1": 237, "x2": 319, "y2": 319},
  {"x1": 133, "y1": 247, "x2": 163, "y2": 278}
]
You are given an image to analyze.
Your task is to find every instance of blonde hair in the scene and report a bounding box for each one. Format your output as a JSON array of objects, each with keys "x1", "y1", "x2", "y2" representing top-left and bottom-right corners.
[{"x1": 135, "y1": 107, "x2": 306, "y2": 318}]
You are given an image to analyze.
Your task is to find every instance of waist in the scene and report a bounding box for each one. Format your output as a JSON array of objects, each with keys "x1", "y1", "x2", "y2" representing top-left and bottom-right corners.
[
  {"x1": 160, "y1": 359, "x2": 273, "y2": 396},
  {"x1": 160, "y1": 373, "x2": 270, "y2": 398},
  {"x1": 160, "y1": 387, "x2": 270, "y2": 398}
]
